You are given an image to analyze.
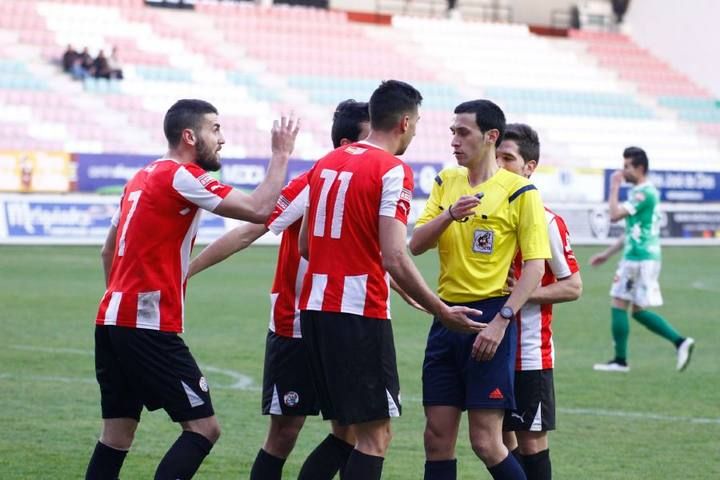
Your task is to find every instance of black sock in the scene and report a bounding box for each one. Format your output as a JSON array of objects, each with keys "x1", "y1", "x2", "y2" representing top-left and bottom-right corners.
[
  {"x1": 298, "y1": 434, "x2": 354, "y2": 480},
  {"x1": 487, "y1": 453, "x2": 527, "y2": 480},
  {"x1": 85, "y1": 441, "x2": 128, "y2": 480},
  {"x1": 250, "y1": 448, "x2": 286, "y2": 480},
  {"x1": 674, "y1": 337, "x2": 686, "y2": 348},
  {"x1": 510, "y1": 448, "x2": 525, "y2": 469},
  {"x1": 522, "y1": 449, "x2": 550, "y2": 480},
  {"x1": 614, "y1": 357, "x2": 628, "y2": 366},
  {"x1": 343, "y1": 449, "x2": 384, "y2": 480},
  {"x1": 154, "y1": 431, "x2": 213, "y2": 480},
  {"x1": 424, "y1": 458, "x2": 457, "y2": 480}
]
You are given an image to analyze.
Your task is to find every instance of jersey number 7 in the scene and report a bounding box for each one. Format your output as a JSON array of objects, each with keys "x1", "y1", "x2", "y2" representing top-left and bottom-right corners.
[{"x1": 313, "y1": 169, "x2": 353, "y2": 239}]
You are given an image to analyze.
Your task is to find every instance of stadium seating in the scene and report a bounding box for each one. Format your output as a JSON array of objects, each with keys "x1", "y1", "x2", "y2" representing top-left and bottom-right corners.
[{"x1": 0, "y1": 0, "x2": 718, "y2": 170}]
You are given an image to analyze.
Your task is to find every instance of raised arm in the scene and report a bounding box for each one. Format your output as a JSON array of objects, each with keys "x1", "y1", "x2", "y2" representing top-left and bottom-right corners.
[
  {"x1": 213, "y1": 116, "x2": 300, "y2": 223},
  {"x1": 409, "y1": 194, "x2": 480, "y2": 255},
  {"x1": 608, "y1": 170, "x2": 629, "y2": 222},
  {"x1": 189, "y1": 222, "x2": 268, "y2": 278}
]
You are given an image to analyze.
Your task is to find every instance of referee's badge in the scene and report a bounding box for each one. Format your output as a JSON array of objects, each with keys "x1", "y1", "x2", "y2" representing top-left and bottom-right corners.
[{"x1": 473, "y1": 229, "x2": 494, "y2": 254}]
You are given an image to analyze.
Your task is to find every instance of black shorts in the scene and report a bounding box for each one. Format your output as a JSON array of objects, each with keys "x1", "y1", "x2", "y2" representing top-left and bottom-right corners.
[
  {"x1": 262, "y1": 330, "x2": 320, "y2": 416},
  {"x1": 300, "y1": 310, "x2": 401, "y2": 426},
  {"x1": 503, "y1": 369, "x2": 555, "y2": 432},
  {"x1": 95, "y1": 325, "x2": 214, "y2": 423}
]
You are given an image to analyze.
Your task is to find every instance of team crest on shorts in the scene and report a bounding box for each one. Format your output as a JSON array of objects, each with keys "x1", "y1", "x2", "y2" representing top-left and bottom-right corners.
[
  {"x1": 199, "y1": 376, "x2": 209, "y2": 392},
  {"x1": 284, "y1": 391, "x2": 300, "y2": 407},
  {"x1": 473, "y1": 229, "x2": 494, "y2": 253}
]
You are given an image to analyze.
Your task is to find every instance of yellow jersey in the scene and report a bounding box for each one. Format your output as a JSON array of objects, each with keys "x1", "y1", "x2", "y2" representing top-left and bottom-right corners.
[{"x1": 415, "y1": 167, "x2": 550, "y2": 303}]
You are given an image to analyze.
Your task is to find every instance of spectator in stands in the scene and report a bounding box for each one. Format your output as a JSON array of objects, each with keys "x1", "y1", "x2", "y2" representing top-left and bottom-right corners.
[
  {"x1": 79, "y1": 47, "x2": 95, "y2": 76},
  {"x1": 93, "y1": 49, "x2": 111, "y2": 79},
  {"x1": 107, "y1": 46, "x2": 124, "y2": 80},
  {"x1": 62, "y1": 44, "x2": 77, "y2": 73}
]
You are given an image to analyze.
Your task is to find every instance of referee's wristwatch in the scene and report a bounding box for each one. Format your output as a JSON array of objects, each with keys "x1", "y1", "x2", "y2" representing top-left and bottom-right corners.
[{"x1": 499, "y1": 306, "x2": 515, "y2": 320}]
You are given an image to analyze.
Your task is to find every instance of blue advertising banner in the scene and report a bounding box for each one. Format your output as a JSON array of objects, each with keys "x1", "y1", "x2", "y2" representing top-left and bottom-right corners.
[
  {"x1": 0, "y1": 194, "x2": 227, "y2": 245},
  {"x1": 76, "y1": 153, "x2": 155, "y2": 192},
  {"x1": 603, "y1": 169, "x2": 720, "y2": 202},
  {"x1": 75, "y1": 154, "x2": 443, "y2": 198}
]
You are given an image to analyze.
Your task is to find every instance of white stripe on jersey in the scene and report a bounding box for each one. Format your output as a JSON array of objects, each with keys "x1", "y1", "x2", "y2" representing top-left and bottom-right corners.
[
  {"x1": 341, "y1": 274, "x2": 369, "y2": 316},
  {"x1": 307, "y1": 273, "x2": 328, "y2": 311},
  {"x1": 172, "y1": 166, "x2": 225, "y2": 212},
  {"x1": 268, "y1": 185, "x2": 308, "y2": 235},
  {"x1": 518, "y1": 302, "x2": 544, "y2": 370},
  {"x1": 269, "y1": 292, "x2": 279, "y2": 333},
  {"x1": 379, "y1": 164, "x2": 405, "y2": 217},
  {"x1": 104, "y1": 292, "x2": 122, "y2": 326},
  {"x1": 292, "y1": 257, "x2": 308, "y2": 337},
  {"x1": 137, "y1": 290, "x2": 161, "y2": 330},
  {"x1": 546, "y1": 213, "x2": 573, "y2": 280}
]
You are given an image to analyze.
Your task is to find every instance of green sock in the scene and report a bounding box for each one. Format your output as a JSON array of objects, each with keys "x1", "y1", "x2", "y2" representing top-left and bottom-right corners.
[
  {"x1": 611, "y1": 307, "x2": 629, "y2": 361},
  {"x1": 632, "y1": 310, "x2": 682, "y2": 345}
]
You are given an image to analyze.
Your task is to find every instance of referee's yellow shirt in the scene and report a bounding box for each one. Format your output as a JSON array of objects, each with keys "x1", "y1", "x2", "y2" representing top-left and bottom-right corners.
[{"x1": 415, "y1": 167, "x2": 550, "y2": 303}]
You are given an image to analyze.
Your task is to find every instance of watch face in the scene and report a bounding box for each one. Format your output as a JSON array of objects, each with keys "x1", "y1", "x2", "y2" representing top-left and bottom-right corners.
[{"x1": 501, "y1": 306, "x2": 513, "y2": 319}]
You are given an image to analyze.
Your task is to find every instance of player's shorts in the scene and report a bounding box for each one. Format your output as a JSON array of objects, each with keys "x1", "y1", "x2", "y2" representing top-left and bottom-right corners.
[
  {"x1": 503, "y1": 369, "x2": 556, "y2": 432},
  {"x1": 610, "y1": 259, "x2": 663, "y2": 308},
  {"x1": 95, "y1": 325, "x2": 214, "y2": 423},
  {"x1": 261, "y1": 330, "x2": 320, "y2": 416},
  {"x1": 423, "y1": 296, "x2": 517, "y2": 411},
  {"x1": 300, "y1": 310, "x2": 401, "y2": 426}
]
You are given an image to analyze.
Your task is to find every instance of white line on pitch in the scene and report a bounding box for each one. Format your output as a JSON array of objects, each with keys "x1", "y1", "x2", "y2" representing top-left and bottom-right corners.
[{"x1": 400, "y1": 395, "x2": 720, "y2": 425}]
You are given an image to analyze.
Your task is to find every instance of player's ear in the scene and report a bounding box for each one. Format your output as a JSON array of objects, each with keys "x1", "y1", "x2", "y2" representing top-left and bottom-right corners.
[
  {"x1": 400, "y1": 114, "x2": 410, "y2": 133},
  {"x1": 181, "y1": 128, "x2": 196, "y2": 146},
  {"x1": 486, "y1": 128, "x2": 500, "y2": 146},
  {"x1": 525, "y1": 160, "x2": 538, "y2": 175}
]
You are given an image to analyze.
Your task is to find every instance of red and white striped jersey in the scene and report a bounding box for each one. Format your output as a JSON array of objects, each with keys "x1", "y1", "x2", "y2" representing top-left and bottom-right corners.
[
  {"x1": 96, "y1": 159, "x2": 232, "y2": 333},
  {"x1": 514, "y1": 208, "x2": 579, "y2": 371},
  {"x1": 298, "y1": 142, "x2": 414, "y2": 319},
  {"x1": 265, "y1": 171, "x2": 310, "y2": 338}
]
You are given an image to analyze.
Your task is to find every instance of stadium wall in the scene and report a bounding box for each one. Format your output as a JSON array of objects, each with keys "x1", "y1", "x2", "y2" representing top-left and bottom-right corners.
[
  {"x1": 330, "y1": 0, "x2": 576, "y2": 26},
  {"x1": 624, "y1": 0, "x2": 720, "y2": 97}
]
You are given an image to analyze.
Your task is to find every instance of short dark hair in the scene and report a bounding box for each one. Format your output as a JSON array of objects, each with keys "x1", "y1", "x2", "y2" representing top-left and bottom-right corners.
[
  {"x1": 164, "y1": 99, "x2": 218, "y2": 148},
  {"x1": 369, "y1": 80, "x2": 423, "y2": 131},
  {"x1": 503, "y1": 123, "x2": 540, "y2": 164},
  {"x1": 331, "y1": 99, "x2": 369, "y2": 148},
  {"x1": 623, "y1": 146, "x2": 649, "y2": 173},
  {"x1": 453, "y1": 100, "x2": 506, "y2": 148}
]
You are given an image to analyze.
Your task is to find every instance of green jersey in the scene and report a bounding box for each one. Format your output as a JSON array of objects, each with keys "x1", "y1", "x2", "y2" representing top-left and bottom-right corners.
[{"x1": 622, "y1": 182, "x2": 661, "y2": 261}]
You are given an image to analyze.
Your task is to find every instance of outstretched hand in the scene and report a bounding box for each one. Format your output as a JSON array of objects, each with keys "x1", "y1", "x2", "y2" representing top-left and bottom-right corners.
[
  {"x1": 439, "y1": 305, "x2": 486, "y2": 333},
  {"x1": 271, "y1": 115, "x2": 300, "y2": 156}
]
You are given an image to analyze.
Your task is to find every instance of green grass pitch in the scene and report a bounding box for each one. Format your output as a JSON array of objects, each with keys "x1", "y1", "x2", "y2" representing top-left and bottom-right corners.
[{"x1": 1, "y1": 245, "x2": 719, "y2": 478}]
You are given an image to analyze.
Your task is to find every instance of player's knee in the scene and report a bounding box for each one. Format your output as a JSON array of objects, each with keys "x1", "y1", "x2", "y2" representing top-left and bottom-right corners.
[
  {"x1": 101, "y1": 431, "x2": 135, "y2": 451},
  {"x1": 470, "y1": 436, "x2": 496, "y2": 463},
  {"x1": 268, "y1": 422, "x2": 302, "y2": 452},
  {"x1": 424, "y1": 426, "x2": 452, "y2": 456}
]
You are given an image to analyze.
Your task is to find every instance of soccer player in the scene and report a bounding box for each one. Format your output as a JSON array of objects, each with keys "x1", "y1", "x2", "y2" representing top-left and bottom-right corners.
[
  {"x1": 590, "y1": 147, "x2": 695, "y2": 372},
  {"x1": 297, "y1": 80, "x2": 486, "y2": 480},
  {"x1": 85, "y1": 99, "x2": 299, "y2": 480},
  {"x1": 188, "y1": 99, "x2": 370, "y2": 480},
  {"x1": 409, "y1": 100, "x2": 551, "y2": 480},
  {"x1": 497, "y1": 123, "x2": 583, "y2": 480}
]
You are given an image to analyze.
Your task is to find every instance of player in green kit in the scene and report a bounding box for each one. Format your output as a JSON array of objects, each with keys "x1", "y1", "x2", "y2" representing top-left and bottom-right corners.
[{"x1": 590, "y1": 147, "x2": 695, "y2": 372}]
